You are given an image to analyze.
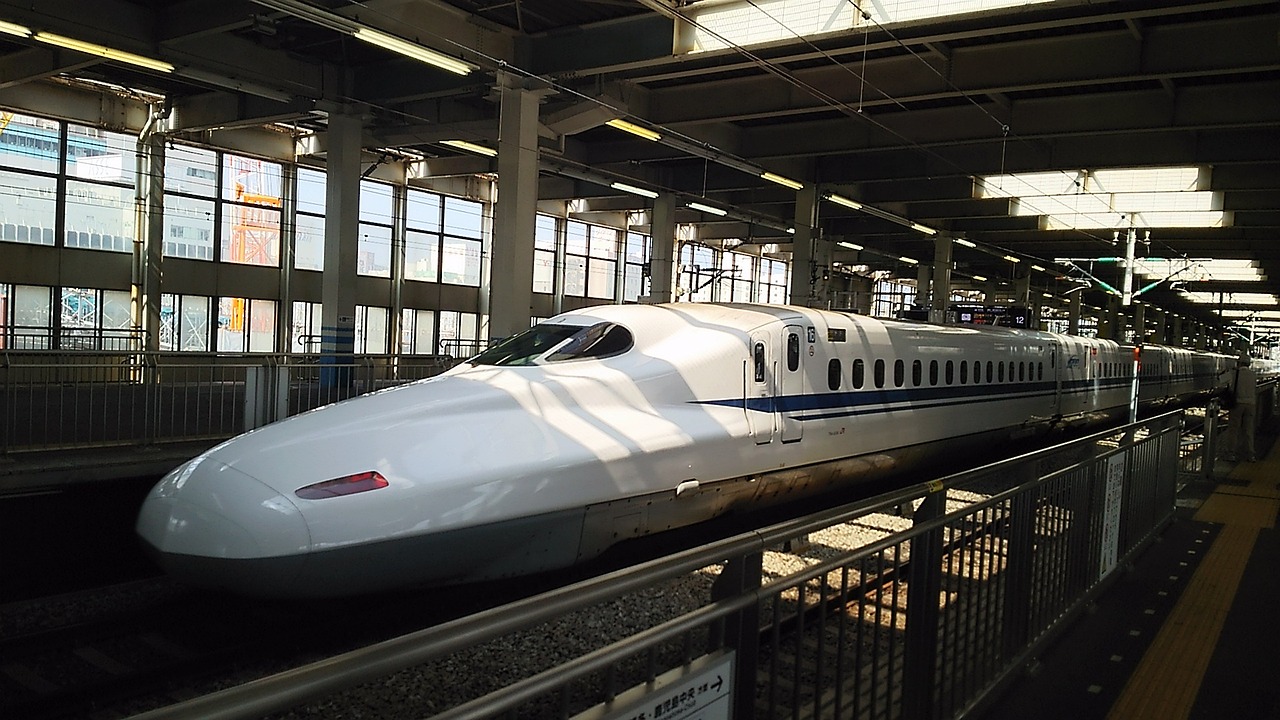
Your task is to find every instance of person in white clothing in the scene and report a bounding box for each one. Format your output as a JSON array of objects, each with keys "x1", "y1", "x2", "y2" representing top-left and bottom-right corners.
[{"x1": 1229, "y1": 353, "x2": 1259, "y2": 462}]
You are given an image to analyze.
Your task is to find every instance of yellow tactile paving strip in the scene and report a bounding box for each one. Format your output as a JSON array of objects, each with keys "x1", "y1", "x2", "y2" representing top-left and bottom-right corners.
[{"x1": 1106, "y1": 440, "x2": 1278, "y2": 720}]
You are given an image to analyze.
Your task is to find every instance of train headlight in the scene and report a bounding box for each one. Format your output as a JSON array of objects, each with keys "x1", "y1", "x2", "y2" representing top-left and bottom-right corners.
[{"x1": 295, "y1": 471, "x2": 389, "y2": 500}]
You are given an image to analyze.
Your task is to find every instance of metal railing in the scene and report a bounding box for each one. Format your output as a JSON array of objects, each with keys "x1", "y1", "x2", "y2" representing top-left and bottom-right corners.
[
  {"x1": 0, "y1": 351, "x2": 456, "y2": 454},
  {"x1": 128, "y1": 411, "x2": 1187, "y2": 720}
]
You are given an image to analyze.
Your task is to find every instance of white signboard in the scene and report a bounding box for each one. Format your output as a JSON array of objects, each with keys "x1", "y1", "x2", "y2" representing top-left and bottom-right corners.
[
  {"x1": 1098, "y1": 453, "x2": 1126, "y2": 579},
  {"x1": 578, "y1": 652, "x2": 734, "y2": 720}
]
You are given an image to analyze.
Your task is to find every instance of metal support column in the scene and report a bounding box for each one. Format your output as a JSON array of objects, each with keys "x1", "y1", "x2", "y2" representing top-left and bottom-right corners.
[
  {"x1": 132, "y1": 106, "x2": 167, "y2": 353},
  {"x1": 931, "y1": 236, "x2": 953, "y2": 324},
  {"x1": 790, "y1": 185, "x2": 818, "y2": 307}
]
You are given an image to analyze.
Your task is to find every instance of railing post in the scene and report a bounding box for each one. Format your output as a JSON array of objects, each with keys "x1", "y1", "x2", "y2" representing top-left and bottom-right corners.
[
  {"x1": 710, "y1": 549, "x2": 762, "y2": 720},
  {"x1": 1202, "y1": 398, "x2": 1220, "y2": 480},
  {"x1": 902, "y1": 487, "x2": 946, "y2": 720},
  {"x1": 1001, "y1": 466, "x2": 1039, "y2": 662}
]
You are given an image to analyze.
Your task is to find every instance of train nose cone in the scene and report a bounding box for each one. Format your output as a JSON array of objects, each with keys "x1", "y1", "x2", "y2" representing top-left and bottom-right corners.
[{"x1": 136, "y1": 457, "x2": 312, "y2": 594}]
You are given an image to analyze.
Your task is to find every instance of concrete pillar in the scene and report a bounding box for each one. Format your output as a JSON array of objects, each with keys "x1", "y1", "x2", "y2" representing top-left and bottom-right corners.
[
  {"x1": 489, "y1": 73, "x2": 540, "y2": 340},
  {"x1": 814, "y1": 235, "x2": 833, "y2": 308},
  {"x1": 132, "y1": 113, "x2": 165, "y2": 352},
  {"x1": 931, "y1": 237, "x2": 953, "y2": 324},
  {"x1": 789, "y1": 185, "x2": 819, "y2": 307},
  {"x1": 1013, "y1": 272, "x2": 1031, "y2": 308},
  {"x1": 321, "y1": 111, "x2": 361, "y2": 385},
  {"x1": 915, "y1": 263, "x2": 932, "y2": 309},
  {"x1": 1172, "y1": 315, "x2": 1184, "y2": 346},
  {"x1": 1151, "y1": 307, "x2": 1166, "y2": 344},
  {"x1": 1133, "y1": 303, "x2": 1147, "y2": 344},
  {"x1": 647, "y1": 194, "x2": 676, "y2": 303}
]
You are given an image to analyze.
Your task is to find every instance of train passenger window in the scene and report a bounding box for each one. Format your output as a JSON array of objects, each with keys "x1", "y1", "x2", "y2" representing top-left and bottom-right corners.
[
  {"x1": 912, "y1": 360, "x2": 922, "y2": 386},
  {"x1": 1018, "y1": 362, "x2": 1025, "y2": 382},
  {"x1": 787, "y1": 333, "x2": 800, "y2": 372},
  {"x1": 998, "y1": 362, "x2": 1005, "y2": 382},
  {"x1": 929, "y1": 360, "x2": 939, "y2": 386},
  {"x1": 753, "y1": 343, "x2": 766, "y2": 383},
  {"x1": 1038, "y1": 362, "x2": 1044, "y2": 381},
  {"x1": 959, "y1": 360, "x2": 968, "y2": 384},
  {"x1": 894, "y1": 359, "x2": 905, "y2": 388},
  {"x1": 874, "y1": 359, "x2": 885, "y2": 388},
  {"x1": 828, "y1": 359, "x2": 842, "y2": 391},
  {"x1": 853, "y1": 359, "x2": 865, "y2": 389},
  {"x1": 1008, "y1": 361, "x2": 1016, "y2": 382},
  {"x1": 945, "y1": 360, "x2": 954, "y2": 385},
  {"x1": 986, "y1": 361, "x2": 994, "y2": 383}
]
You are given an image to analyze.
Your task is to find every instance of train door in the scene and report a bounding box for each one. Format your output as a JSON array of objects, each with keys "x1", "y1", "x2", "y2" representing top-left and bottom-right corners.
[
  {"x1": 781, "y1": 324, "x2": 805, "y2": 443},
  {"x1": 747, "y1": 331, "x2": 776, "y2": 444},
  {"x1": 1049, "y1": 340, "x2": 1063, "y2": 415}
]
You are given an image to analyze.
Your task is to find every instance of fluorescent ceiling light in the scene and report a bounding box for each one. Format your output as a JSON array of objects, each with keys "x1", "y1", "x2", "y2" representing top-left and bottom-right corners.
[
  {"x1": 605, "y1": 119, "x2": 661, "y2": 142},
  {"x1": 971, "y1": 275, "x2": 988, "y2": 281},
  {"x1": 688, "y1": 202, "x2": 727, "y2": 216},
  {"x1": 838, "y1": 241, "x2": 864, "y2": 251},
  {"x1": 35, "y1": 32, "x2": 174, "y2": 73},
  {"x1": 611, "y1": 182, "x2": 659, "y2": 199},
  {"x1": 440, "y1": 139, "x2": 496, "y2": 157},
  {"x1": 899, "y1": 256, "x2": 919, "y2": 265},
  {"x1": 827, "y1": 194, "x2": 863, "y2": 210},
  {"x1": 1030, "y1": 264, "x2": 1047, "y2": 272},
  {"x1": 761, "y1": 172, "x2": 803, "y2": 190},
  {"x1": 954, "y1": 238, "x2": 977, "y2": 248},
  {"x1": 354, "y1": 27, "x2": 472, "y2": 75},
  {"x1": 1003, "y1": 255, "x2": 1021, "y2": 263},
  {"x1": 910, "y1": 222, "x2": 937, "y2": 235},
  {"x1": 0, "y1": 20, "x2": 31, "y2": 37}
]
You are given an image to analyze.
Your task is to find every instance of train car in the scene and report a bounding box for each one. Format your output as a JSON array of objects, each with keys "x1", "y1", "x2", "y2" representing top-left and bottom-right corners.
[{"x1": 136, "y1": 303, "x2": 1235, "y2": 597}]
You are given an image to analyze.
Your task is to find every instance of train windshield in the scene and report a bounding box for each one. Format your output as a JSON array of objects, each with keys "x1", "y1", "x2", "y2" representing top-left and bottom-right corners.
[{"x1": 468, "y1": 322, "x2": 633, "y2": 366}]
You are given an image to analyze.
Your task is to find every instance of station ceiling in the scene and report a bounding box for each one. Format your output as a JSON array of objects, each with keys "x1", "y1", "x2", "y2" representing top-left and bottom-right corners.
[{"x1": 0, "y1": 0, "x2": 1276, "y2": 335}]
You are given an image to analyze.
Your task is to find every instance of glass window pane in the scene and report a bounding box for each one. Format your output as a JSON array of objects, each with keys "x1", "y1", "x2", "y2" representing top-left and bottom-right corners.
[
  {"x1": 623, "y1": 264, "x2": 642, "y2": 302},
  {"x1": 441, "y1": 236, "x2": 480, "y2": 286},
  {"x1": 358, "y1": 222, "x2": 392, "y2": 277},
  {"x1": 566, "y1": 221, "x2": 588, "y2": 255},
  {"x1": 407, "y1": 189, "x2": 441, "y2": 231},
  {"x1": 294, "y1": 212, "x2": 324, "y2": 271},
  {"x1": 296, "y1": 166, "x2": 326, "y2": 215},
  {"x1": 217, "y1": 297, "x2": 246, "y2": 352},
  {"x1": 65, "y1": 180, "x2": 134, "y2": 252},
  {"x1": 223, "y1": 154, "x2": 283, "y2": 206},
  {"x1": 414, "y1": 309, "x2": 436, "y2": 354},
  {"x1": 535, "y1": 214, "x2": 557, "y2": 250},
  {"x1": 0, "y1": 169, "x2": 57, "y2": 245},
  {"x1": 405, "y1": 229, "x2": 439, "y2": 282},
  {"x1": 534, "y1": 249, "x2": 555, "y2": 294},
  {"x1": 164, "y1": 194, "x2": 214, "y2": 260},
  {"x1": 248, "y1": 298, "x2": 276, "y2": 352},
  {"x1": 360, "y1": 180, "x2": 394, "y2": 223},
  {"x1": 67, "y1": 124, "x2": 135, "y2": 185},
  {"x1": 220, "y1": 203, "x2": 281, "y2": 266},
  {"x1": 15, "y1": 284, "x2": 52, "y2": 344},
  {"x1": 588, "y1": 258, "x2": 615, "y2": 299},
  {"x1": 101, "y1": 289, "x2": 131, "y2": 330},
  {"x1": 564, "y1": 255, "x2": 587, "y2": 297},
  {"x1": 443, "y1": 196, "x2": 483, "y2": 238},
  {"x1": 589, "y1": 225, "x2": 618, "y2": 259},
  {"x1": 181, "y1": 295, "x2": 209, "y2": 351},
  {"x1": 165, "y1": 144, "x2": 218, "y2": 197},
  {"x1": 363, "y1": 306, "x2": 388, "y2": 353},
  {"x1": 0, "y1": 112, "x2": 61, "y2": 173},
  {"x1": 626, "y1": 232, "x2": 648, "y2": 263}
]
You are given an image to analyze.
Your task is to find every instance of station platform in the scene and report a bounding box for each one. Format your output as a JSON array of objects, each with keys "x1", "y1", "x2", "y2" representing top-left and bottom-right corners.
[{"x1": 981, "y1": 433, "x2": 1280, "y2": 720}]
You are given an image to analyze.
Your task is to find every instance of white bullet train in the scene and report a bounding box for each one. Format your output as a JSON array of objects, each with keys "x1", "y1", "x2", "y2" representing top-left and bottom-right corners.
[{"x1": 136, "y1": 303, "x2": 1239, "y2": 598}]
